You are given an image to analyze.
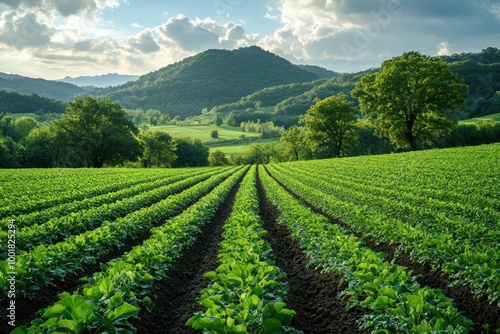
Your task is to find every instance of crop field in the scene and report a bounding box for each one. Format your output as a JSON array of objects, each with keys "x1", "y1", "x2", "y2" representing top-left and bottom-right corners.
[{"x1": 1, "y1": 144, "x2": 499, "y2": 333}]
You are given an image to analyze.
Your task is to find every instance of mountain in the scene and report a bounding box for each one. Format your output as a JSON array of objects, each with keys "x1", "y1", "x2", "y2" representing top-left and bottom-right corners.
[
  {"x1": 297, "y1": 65, "x2": 341, "y2": 78},
  {"x1": 0, "y1": 72, "x2": 87, "y2": 102},
  {"x1": 211, "y1": 48, "x2": 500, "y2": 122},
  {"x1": 58, "y1": 73, "x2": 140, "y2": 88},
  {"x1": 94, "y1": 46, "x2": 320, "y2": 118}
]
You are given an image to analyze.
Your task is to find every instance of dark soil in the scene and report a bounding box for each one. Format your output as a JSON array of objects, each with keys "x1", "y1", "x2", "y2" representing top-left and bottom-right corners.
[
  {"x1": 1, "y1": 182, "x2": 219, "y2": 333},
  {"x1": 263, "y1": 167, "x2": 500, "y2": 333},
  {"x1": 257, "y1": 172, "x2": 370, "y2": 334},
  {"x1": 130, "y1": 182, "x2": 240, "y2": 334}
]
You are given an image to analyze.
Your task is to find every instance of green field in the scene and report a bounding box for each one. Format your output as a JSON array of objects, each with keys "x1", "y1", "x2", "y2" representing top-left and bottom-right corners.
[
  {"x1": 150, "y1": 124, "x2": 274, "y2": 155},
  {"x1": 1, "y1": 144, "x2": 499, "y2": 333},
  {"x1": 459, "y1": 112, "x2": 500, "y2": 123}
]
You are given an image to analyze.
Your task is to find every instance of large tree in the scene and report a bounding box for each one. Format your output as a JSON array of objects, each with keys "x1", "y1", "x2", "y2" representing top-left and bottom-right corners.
[
  {"x1": 54, "y1": 97, "x2": 142, "y2": 167},
  {"x1": 138, "y1": 130, "x2": 177, "y2": 168},
  {"x1": 171, "y1": 137, "x2": 209, "y2": 167},
  {"x1": 300, "y1": 93, "x2": 358, "y2": 158},
  {"x1": 352, "y1": 51, "x2": 468, "y2": 150}
]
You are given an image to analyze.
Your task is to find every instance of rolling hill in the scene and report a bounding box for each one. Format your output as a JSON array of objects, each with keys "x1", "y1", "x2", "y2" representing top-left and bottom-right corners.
[
  {"x1": 58, "y1": 73, "x2": 140, "y2": 88},
  {"x1": 0, "y1": 72, "x2": 88, "y2": 102},
  {"x1": 94, "y1": 46, "x2": 320, "y2": 118}
]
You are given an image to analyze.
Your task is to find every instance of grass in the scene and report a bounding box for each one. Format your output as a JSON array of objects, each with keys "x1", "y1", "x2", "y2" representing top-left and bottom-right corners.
[
  {"x1": 149, "y1": 124, "x2": 277, "y2": 155},
  {"x1": 459, "y1": 113, "x2": 500, "y2": 123}
]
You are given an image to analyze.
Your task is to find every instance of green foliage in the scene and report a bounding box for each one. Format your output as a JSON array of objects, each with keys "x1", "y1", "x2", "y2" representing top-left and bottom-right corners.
[
  {"x1": 188, "y1": 167, "x2": 301, "y2": 334},
  {"x1": 138, "y1": 130, "x2": 177, "y2": 168},
  {"x1": 0, "y1": 90, "x2": 66, "y2": 115},
  {"x1": 24, "y1": 126, "x2": 59, "y2": 167},
  {"x1": 240, "y1": 120, "x2": 285, "y2": 138},
  {"x1": 54, "y1": 97, "x2": 142, "y2": 167},
  {"x1": 210, "y1": 130, "x2": 219, "y2": 139},
  {"x1": 353, "y1": 51, "x2": 469, "y2": 150},
  {"x1": 208, "y1": 149, "x2": 229, "y2": 166},
  {"x1": 0, "y1": 134, "x2": 20, "y2": 168},
  {"x1": 280, "y1": 125, "x2": 310, "y2": 161},
  {"x1": 172, "y1": 137, "x2": 209, "y2": 167},
  {"x1": 301, "y1": 93, "x2": 359, "y2": 157}
]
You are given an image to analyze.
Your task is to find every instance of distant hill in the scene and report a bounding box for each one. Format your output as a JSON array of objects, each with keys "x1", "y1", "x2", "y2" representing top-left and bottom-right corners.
[
  {"x1": 0, "y1": 90, "x2": 66, "y2": 114},
  {"x1": 297, "y1": 65, "x2": 341, "y2": 78},
  {"x1": 58, "y1": 73, "x2": 140, "y2": 88},
  {"x1": 0, "y1": 72, "x2": 88, "y2": 102},
  {"x1": 94, "y1": 46, "x2": 320, "y2": 118}
]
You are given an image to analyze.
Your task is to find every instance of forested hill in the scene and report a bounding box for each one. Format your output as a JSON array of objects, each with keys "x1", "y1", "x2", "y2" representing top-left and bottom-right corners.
[
  {"x1": 0, "y1": 90, "x2": 66, "y2": 114},
  {"x1": 0, "y1": 73, "x2": 87, "y2": 102},
  {"x1": 94, "y1": 46, "x2": 320, "y2": 118},
  {"x1": 212, "y1": 47, "x2": 500, "y2": 121}
]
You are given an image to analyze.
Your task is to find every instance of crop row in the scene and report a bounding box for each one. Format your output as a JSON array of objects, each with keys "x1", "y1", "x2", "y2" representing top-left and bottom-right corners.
[
  {"x1": 0, "y1": 168, "x2": 225, "y2": 257},
  {"x1": 0, "y1": 167, "x2": 203, "y2": 230},
  {"x1": 13, "y1": 166, "x2": 248, "y2": 333},
  {"x1": 259, "y1": 166, "x2": 474, "y2": 333},
  {"x1": 188, "y1": 166, "x2": 301, "y2": 333},
  {"x1": 266, "y1": 161, "x2": 500, "y2": 305},
  {"x1": 0, "y1": 168, "x2": 207, "y2": 219},
  {"x1": 0, "y1": 167, "x2": 240, "y2": 299}
]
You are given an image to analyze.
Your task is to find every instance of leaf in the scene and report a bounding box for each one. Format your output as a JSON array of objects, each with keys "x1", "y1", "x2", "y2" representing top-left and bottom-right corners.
[
  {"x1": 203, "y1": 271, "x2": 218, "y2": 280},
  {"x1": 107, "y1": 302, "x2": 140, "y2": 323},
  {"x1": 42, "y1": 304, "x2": 67, "y2": 318},
  {"x1": 263, "y1": 318, "x2": 282, "y2": 333}
]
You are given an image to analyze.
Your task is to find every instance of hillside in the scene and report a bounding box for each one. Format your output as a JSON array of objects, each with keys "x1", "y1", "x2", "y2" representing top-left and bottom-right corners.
[
  {"x1": 211, "y1": 47, "x2": 500, "y2": 121},
  {"x1": 58, "y1": 73, "x2": 140, "y2": 88},
  {"x1": 0, "y1": 90, "x2": 66, "y2": 114},
  {"x1": 0, "y1": 73, "x2": 88, "y2": 102},
  {"x1": 94, "y1": 46, "x2": 319, "y2": 118}
]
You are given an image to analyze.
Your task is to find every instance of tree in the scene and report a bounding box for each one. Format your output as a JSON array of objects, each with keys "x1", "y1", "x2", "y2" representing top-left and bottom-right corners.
[
  {"x1": 300, "y1": 93, "x2": 358, "y2": 157},
  {"x1": 0, "y1": 134, "x2": 20, "y2": 168},
  {"x1": 138, "y1": 130, "x2": 177, "y2": 168},
  {"x1": 208, "y1": 149, "x2": 229, "y2": 166},
  {"x1": 280, "y1": 125, "x2": 308, "y2": 161},
  {"x1": 214, "y1": 113, "x2": 223, "y2": 127},
  {"x1": 352, "y1": 51, "x2": 469, "y2": 150},
  {"x1": 146, "y1": 109, "x2": 162, "y2": 126},
  {"x1": 11, "y1": 116, "x2": 38, "y2": 142},
  {"x1": 24, "y1": 126, "x2": 58, "y2": 167},
  {"x1": 211, "y1": 130, "x2": 219, "y2": 139},
  {"x1": 172, "y1": 137, "x2": 209, "y2": 167},
  {"x1": 54, "y1": 97, "x2": 142, "y2": 167}
]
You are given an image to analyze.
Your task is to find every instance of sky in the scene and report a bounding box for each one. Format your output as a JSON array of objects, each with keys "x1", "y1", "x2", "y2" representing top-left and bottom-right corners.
[{"x1": 0, "y1": 0, "x2": 499, "y2": 80}]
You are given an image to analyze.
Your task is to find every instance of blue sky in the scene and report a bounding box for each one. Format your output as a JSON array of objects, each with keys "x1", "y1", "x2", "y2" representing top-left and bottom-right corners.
[{"x1": 0, "y1": 0, "x2": 499, "y2": 80}]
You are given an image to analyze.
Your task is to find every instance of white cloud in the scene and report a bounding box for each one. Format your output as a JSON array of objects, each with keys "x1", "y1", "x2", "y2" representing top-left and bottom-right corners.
[
  {"x1": 436, "y1": 41, "x2": 452, "y2": 56},
  {"x1": 0, "y1": 11, "x2": 53, "y2": 49},
  {"x1": 157, "y1": 15, "x2": 255, "y2": 52},
  {"x1": 126, "y1": 29, "x2": 160, "y2": 53}
]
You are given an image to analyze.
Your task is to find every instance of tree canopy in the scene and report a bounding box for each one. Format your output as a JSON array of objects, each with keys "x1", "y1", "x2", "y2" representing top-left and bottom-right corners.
[
  {"x1": 352, "y1": 51, "x2": 468, "y2": 150},
  {"x1": 301, "y1": 93, "x2": 358, "y2": 157},
  {"x1": 54, "y1": 97, "x2": 142, "y2": 167},
  {"x1": 139, "y1": 130, "x2": 177, "y2": 168}
]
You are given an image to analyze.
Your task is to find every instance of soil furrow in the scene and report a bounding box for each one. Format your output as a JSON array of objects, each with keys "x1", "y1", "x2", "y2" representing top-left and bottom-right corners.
[
  {"x1": 130, "y1": 181, "x2": 240, "y2": 333},
  {"x1": 257, "y1": 171, "x2": 370, "y2": 334},
  {"x1": 263, "y1": 166, "x2": 500, "y2": 333},
  {"x1": 2, "y1": 181, "x2": 223, "y2": 333}
]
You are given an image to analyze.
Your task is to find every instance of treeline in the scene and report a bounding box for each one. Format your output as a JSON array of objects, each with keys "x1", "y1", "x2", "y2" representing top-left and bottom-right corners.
[
  {"x1": 0, "y1": 98, "x2": 211, "y2": 168},
  {"x1": 0, "y1": 90, "x2": 66, "y2": 114}
]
